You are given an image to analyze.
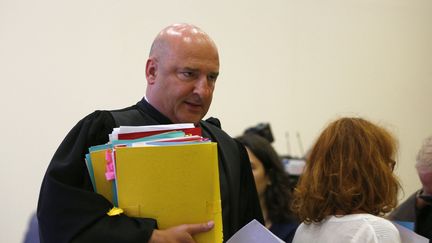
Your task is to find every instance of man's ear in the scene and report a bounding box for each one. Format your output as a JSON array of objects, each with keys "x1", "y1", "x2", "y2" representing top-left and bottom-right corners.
[{"x1": 146, "y1": 58, "x2": 157, "y2": 84}]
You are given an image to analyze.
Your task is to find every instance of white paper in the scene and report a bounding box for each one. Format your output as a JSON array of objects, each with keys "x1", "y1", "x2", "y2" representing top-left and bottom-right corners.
[
  {"x1": 393, "y1": 223, "x2": 429, "y2": 243},
  {"x1": 131, "y1": 135, "x2": 203, "y2": 147},
  {"x1": 118, "y1": 123, "x2": 194, "y2": 133},
  {"x1": 109, "y1": 123, "x2": 194, "y2": 141},
  {"x1": 227, "y1": 219, "x2": 285, "y2": 243}
]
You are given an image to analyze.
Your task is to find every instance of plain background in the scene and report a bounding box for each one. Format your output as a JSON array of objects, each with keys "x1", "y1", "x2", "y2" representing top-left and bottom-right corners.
[{"x1": 1, "y1": 0, "x2": 431, "y2": 242}]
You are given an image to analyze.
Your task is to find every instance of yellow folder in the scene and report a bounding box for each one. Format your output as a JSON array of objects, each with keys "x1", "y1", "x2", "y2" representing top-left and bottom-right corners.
[
  {"x1": 88, "y1": 149, "x2": 114, "y2": 204},
  {"x1": 114, "y1": 142, "x2": 222, "y2": 243}
]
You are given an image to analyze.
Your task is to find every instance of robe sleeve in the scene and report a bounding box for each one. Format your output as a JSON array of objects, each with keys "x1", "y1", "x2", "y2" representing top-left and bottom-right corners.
[{"x1": 37, "y1": 111, "x2": 157, "y2": 243}]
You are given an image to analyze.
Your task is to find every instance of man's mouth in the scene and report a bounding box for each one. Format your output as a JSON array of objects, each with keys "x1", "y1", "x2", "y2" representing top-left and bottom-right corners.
[{"x1": 184, "y1": 100, "x2": 202, "y2": 107}]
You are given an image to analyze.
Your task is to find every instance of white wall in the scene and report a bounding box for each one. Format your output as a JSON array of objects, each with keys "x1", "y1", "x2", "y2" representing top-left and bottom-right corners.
[{"x1": 1, "y1": 0, "x2": 431, "y2": 242}]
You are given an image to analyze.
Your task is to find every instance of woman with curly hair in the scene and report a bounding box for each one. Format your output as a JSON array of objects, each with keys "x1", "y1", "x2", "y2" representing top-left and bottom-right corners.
[
  {"x1": 291, "y1": 117, "x2": 401, "y2": 243},
  {"x1": 237, "y1": 133, "x2": 298, "y2": 243}
]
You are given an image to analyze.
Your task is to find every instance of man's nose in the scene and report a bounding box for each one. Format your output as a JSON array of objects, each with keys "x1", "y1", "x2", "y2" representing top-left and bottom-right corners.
[{"x1": 194, "y1": 76, "x2": 213, "y2": 95}]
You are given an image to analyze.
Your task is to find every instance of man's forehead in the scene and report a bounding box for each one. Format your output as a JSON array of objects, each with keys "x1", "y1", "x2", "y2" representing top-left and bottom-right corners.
[{"x1": 177, "y1": 64, "x2": 219, "y2": 74}]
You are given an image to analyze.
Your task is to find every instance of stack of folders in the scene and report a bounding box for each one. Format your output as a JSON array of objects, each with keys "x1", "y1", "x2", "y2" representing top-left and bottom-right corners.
[{"x1": 85, "y1": 123, "x2": 223, "y2": 243}]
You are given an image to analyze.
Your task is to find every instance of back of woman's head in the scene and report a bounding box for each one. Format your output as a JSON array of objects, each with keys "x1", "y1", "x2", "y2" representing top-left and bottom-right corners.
[
  {"x1": 291, "y1": 117, "x2": 400, "y2": 223},
  {"x1": 237, "y1": 133, "x2": 296, "y2": 223}
]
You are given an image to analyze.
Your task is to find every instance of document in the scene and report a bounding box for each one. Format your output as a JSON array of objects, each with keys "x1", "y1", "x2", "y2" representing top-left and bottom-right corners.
[
  {"x1": 109, "y1": 123, "x2": 196, "y2": 141},
  {"x1": 393, "y1": 223, "x2": 429, "y2": 243},
  {"x1": 114, "y1": 142, "x2": 222, "y2": 243},
  {"x1": 227, "y1": 219, "x2": 285, "y2": 243},
  {"x1": 86, "y1": 148, "x2": 115, "y2": 204},
  {"x1": 85, "y1": 124, "x2": 222, "y2": 243}
]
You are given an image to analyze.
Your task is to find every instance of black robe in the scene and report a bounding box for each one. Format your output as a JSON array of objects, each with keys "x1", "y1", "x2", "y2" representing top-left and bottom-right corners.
[{"x1": 37, "y1": 98, "x2": 263, "y2": 243}]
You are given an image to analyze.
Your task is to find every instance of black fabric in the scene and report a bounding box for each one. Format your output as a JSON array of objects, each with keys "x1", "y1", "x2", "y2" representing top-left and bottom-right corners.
[
  {"x1": 200, "y1": 120, "x2": 265, "y2": 238},
  {"x1": 205, "y1": 117, "x2": 222, "y2": 129},
  {"x1": 416, "y1": 205, "x2": 432, "y2": 242},
  {"x1": 269, "y1": 222, "x2": 298, "y2": 243},
  {"x1": 37, "y1": 98, "x2": 263, "y2": 243},
  {"x1": 390, "y1": 191, "x2": 432, "y2": 242}
]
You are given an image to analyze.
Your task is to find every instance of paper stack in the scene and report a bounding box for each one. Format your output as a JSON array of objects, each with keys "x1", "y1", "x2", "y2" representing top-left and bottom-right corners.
[{"x1": 85, "y1": 123, "x2": 222, "y2": 243}]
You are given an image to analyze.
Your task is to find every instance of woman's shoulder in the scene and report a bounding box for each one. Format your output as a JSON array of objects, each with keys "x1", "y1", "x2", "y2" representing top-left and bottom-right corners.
[
  {"x1": 294, "y1": 215, "x2": 401, "y2": 243},
  {"x1": 351, "y1": 214, "x2": 401, "y2": 243},
  {"x1": 359, "y1": 214, "x2": 396, "y2": 227}
]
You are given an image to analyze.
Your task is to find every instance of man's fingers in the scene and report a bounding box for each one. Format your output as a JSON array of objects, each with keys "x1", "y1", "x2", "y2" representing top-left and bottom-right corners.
[{"x1": 184, "y1": 221, "x2": 214, "y2": 235}]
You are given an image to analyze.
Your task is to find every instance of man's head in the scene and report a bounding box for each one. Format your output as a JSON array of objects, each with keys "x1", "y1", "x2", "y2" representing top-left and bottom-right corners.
[
  {"x1": 416, "y1": 135, "x2": 432, "y2": 194},
  {"x1": 145, "y1": 23, "x2": 219, "y2": 125}
]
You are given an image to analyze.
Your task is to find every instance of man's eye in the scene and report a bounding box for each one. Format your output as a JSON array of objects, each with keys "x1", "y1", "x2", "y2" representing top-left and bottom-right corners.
[
  {"x1": 180, "y1": 71, "x2": 195, "y2": 78},
  {"x1": 208, "y1": 74, "x2": 218, "y2": 82}
]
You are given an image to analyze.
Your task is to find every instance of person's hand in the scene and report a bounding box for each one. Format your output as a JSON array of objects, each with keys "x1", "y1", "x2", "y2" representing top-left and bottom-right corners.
[{"x1": 148, "y1": 221, "x2": 214, "y2": 243}]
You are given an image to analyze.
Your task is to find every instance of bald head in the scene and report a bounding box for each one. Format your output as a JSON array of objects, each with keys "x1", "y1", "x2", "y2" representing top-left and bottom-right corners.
[
  {"x1": 145, "y1": 24, "x2": 220, "y2": 125},
  {"x1": 149, "y1": 23, "x2": 218, "y2": 60},
  {"x1": 416, "y1": 135, "x2": 432, "y2": 173}
]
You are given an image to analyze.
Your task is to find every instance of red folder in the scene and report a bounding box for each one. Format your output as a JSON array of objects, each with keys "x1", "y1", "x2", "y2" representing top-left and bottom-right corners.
[{"x1": 118, "y1": 127, "x2": 202, "y2": 140}]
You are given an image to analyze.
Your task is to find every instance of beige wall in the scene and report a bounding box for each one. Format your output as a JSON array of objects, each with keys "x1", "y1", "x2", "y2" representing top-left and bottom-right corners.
[{"x1": 1, "y1": 0, "x2": 431, "y2": 242}]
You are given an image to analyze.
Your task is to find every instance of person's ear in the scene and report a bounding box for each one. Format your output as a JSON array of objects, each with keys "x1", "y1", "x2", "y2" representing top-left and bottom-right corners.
[
  {"x1": 266, "y1": 169, "x2": 273, "y2": 186},
  {"x1": 146, "y1": 58, "x2": 157, "y2": 84}
]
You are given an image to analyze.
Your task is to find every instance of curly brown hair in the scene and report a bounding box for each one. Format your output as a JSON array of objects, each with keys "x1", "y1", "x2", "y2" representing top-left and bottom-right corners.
[{"x1": 291, "y1": 117, "x2": 400, "y2": 224}]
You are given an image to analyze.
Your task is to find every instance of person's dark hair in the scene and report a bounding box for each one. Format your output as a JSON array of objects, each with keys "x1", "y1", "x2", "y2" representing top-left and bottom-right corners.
[
  {"x1": 236, "y1": 133, "x2": 296, "y2": 223},
  {"x1": 291, "y1": 117, "x2": 400, "y2": 224}
]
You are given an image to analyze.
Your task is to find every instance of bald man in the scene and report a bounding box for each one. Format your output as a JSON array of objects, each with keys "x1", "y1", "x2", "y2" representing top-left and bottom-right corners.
[
  {"x1": 37, "y1": 24, "x2": 263, "y2": 243},
  {"x1": 389, "y1": 135, "x2": 432, "y2": 241}
]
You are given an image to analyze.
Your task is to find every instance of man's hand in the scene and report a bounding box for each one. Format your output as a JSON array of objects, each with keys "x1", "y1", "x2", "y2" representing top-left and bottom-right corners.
[{"x1": 149, "y1": 221, "x2": 214, "y2": 243}]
